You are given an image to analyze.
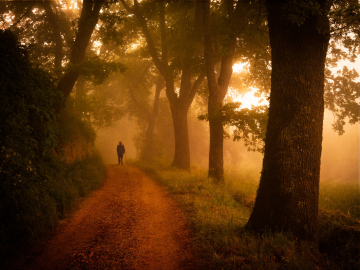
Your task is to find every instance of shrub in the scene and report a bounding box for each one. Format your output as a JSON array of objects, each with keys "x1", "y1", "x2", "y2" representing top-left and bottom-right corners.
[{"x1": 0, "y1": 30, "x2": 106, "y2": 266}]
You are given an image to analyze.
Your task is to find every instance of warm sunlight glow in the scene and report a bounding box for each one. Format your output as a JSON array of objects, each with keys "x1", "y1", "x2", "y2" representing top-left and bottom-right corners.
[
  {"x1": 93, "y1": 40, "x2": 102, "y2": 55},
  {"x1": 59, "y1": 0, "x2": 79, "y2": 11},
  {"x1": 227, "y1": 87, "x2": 268, "y2": 109},
  {"x1": 232, "y1": 62, "x2": 247, "y2": 73},
  {"x1": 229, "y1": 62, "x2": 268, "y2": 109}
]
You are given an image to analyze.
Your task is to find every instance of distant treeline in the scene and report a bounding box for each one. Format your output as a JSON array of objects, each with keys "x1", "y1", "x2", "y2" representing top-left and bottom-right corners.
[{"x1": 0, "y1": 30, "x2": 106, "y2": 265}]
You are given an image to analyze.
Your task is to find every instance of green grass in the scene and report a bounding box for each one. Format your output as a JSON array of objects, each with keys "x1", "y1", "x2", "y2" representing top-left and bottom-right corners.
[
  {"x1": 133, "y1": 160, "x2": 360, "y2": 269},
  {"x1": 319, "y1": 180, "x2": 360, "y2": 219}
]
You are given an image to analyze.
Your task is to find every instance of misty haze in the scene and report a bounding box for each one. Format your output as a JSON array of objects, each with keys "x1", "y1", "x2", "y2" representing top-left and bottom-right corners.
[{"x1": 1, "y1": 1, "x2": 359, "y2": 269}]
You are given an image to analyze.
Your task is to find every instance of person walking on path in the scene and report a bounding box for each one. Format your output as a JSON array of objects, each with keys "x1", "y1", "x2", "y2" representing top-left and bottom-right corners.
[{"x1": 117, "y1": 141, "x2": 125, "y2": 165}]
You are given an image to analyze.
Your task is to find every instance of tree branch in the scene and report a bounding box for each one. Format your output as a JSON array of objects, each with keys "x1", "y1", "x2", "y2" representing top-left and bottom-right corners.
[
  {"x1": 127, "y1": 61, "x2": 154, "y2": 121},
  {"x1": 202, "y1": 0, "x2": 217, "y2": 90},
  {"x1": 8, "y1": 2, "x2": 34, "y2": 30},
  {"x1": 40, "y1": 1, "x2": 63, "y2": 79},
  {"x1": 187, "y1": 71, "x2": 206, "y2": 108}
]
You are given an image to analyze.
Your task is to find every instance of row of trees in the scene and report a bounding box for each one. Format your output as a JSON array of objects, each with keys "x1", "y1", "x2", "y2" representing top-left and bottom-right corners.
[{"x1": 1, "y1": 0, "x2": 359, "y2": 242}]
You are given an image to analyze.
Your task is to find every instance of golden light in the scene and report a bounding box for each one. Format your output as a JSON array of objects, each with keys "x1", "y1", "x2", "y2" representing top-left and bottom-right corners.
[
  {"x1": 226, "y1": 87, "x2": 268, "y2": 109},
  {"x1": 232, "y1": 62, "x2": 247, "y2": 73},
  {"x1": 228, "y1": 62, "x2": 269, "y2": 109}
]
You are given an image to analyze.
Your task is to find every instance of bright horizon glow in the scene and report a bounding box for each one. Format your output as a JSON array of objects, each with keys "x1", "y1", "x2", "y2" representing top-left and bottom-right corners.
[{"x1": 229, "y1": 56, "x2": 360, "y2": 109}]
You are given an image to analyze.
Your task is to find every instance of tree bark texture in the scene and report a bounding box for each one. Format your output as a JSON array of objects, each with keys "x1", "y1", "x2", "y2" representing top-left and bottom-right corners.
[
  {"x1": 56, "y1": 0, "x2": 102, "y2": 99},
  {"x1": 246, "y1": 0, "x2": 331, "y2": 241},
  {"x1": 203, "y1": 0, "x2": 236, "y2": 182}
]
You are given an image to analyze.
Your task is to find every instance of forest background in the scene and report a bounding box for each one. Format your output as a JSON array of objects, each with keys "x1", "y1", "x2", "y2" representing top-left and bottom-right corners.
[{"x1": 1, "y1": 0, "x2": 360, "y2": 269}]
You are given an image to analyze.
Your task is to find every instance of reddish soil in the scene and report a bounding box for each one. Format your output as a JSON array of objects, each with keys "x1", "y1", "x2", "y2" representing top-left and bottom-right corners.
[{"x1": 14, "y1": 165, "x2": 199, "y2": 270}]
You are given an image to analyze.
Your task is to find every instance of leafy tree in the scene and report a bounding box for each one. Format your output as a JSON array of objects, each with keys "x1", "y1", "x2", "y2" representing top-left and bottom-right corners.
[
  {"x1": 325, "y1": 66, "x2": 359, "y2": 135},
  {"x1": 245, "y1": 0, "x2": 360, "y2": 242},
  {"x1": 121, "y1": 0, "x2": 205, "y2": 170},
  {"x1": 0, "y1": 30, "x2": 62, "y2": 250},
  {"x1": 1, "y1": 1, "x2": 74, "y2": 76},
  {"x1": 201, "y1": 0, "x2": 270, "y2": 182},
  {"x1": 56, "y1": 0, "x2": 103, "y2": 99},
  {"x1": 1, "y1": 1, "x2": 126, "y2": 104},
  {"x1": 0, "y1": 30, "x2": 62, "y2": 180}
]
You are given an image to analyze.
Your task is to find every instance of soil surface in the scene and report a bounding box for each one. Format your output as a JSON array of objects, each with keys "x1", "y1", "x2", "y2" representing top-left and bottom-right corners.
[{"x1": 14, "y1": 165, "x2": 199, "y2": 270}]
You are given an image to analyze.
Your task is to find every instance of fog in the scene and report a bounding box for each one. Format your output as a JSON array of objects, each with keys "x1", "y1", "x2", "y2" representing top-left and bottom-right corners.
[
  {"x1": 96, "y1": 104, "x2": 358, "y2": 184},
  {"x1": 95, "y1": 117, "x2": 138, "y2": 163},
  {"x1": 321, "y1": 110, "x2": 359, "y2": 183}
]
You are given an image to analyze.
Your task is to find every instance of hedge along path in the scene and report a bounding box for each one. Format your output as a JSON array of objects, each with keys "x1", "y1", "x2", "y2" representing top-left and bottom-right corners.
[{"x1": 17, "y1": 165, "x2": 199, "y2": 270}]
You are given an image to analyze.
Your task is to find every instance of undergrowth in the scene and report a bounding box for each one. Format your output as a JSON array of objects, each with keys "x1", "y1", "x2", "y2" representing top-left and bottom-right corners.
[
  {"x1": 0, "y1": 30, "x2": 107, "y2": 267},
  {"x1": 0, "y1": 151, "x2": 106, "y2": 266},
  {"x1": 133, "y1": 160, "x2": 360, "y2": 270}
]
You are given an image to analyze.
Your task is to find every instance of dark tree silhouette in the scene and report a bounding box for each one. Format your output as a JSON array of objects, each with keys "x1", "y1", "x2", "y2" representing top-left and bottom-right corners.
[
  {"x1": 246, "y1": 0, "x2": 332, "y2": 241},
  {"x1": 56, "y1": 0, "x2": 102, "y2": 99}
]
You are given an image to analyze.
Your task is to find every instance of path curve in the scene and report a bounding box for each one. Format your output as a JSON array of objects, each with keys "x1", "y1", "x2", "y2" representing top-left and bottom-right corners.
[{"x1": 15, "y1": 165, "x2": 198, "y2": 270}]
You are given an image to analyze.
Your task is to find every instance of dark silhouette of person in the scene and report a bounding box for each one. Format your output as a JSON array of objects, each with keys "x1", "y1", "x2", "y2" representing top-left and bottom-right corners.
[{"x1": 117, "y1": 141, "x2": 125, "y2": 165}]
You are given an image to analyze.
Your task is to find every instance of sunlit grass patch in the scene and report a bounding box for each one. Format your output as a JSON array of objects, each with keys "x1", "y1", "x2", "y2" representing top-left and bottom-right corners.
[
  {"x1": 319, "y1": 180, "x2": 360, "y2": 219},
  {"x1": 132, "y1": 161, "x2": 329, "y2": 269},
  {"x1": 133, "y1": 160, "x2": 360, "y2": 269}
]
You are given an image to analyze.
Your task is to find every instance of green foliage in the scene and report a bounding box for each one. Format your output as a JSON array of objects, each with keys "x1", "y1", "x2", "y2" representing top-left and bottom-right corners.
[
  {"x1": 66, "y1": 56, "x2": 126, "y2": 86},
  {"x1": 98, "y1": 8, "x2": 127, "y2": 46},
  {"x1": 198, "y1": 102, "x2": 268, "y2": 152},
  {"x1": 0, "y1": 29, "x2": 62, "y2": 189},
  {"x1": 132, "y1": 160, "x2": 360, "y2": 269},
  {"x1": 223, "y1": 103, "x2": 268, "y2": 152},
  {"x1": 330, "y1": 0, "x2": 360, "y2": 40},
  {"x1": 319, "y1": 180, "x2": 360, "y2": 219},
  {"x1": 0, "y1": 30, "x2": 106, "y2": 266},
  {"x1": 283, "y1": 0, "x2": 323, "y2": 27},
  {"x1": 325, "y1": 66, "x2": 360, "y2": 135},
  {"x1": 0, "y1": 152, "x2": 106, "y2": 265},
  {"x1": 58, "y1": 101, "x2": 96, "y2": 146},
  {"x1": 1, "y1": 1, "x2": 75, "y2": 73}
]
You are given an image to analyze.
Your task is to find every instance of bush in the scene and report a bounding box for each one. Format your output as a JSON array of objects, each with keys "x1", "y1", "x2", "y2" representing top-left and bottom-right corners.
[{"x1": 0, "y1": 30, "x2": 106, "y2": 266}]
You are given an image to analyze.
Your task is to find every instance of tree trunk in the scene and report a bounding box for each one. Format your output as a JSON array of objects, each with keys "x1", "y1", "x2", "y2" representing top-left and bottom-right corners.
[
  {"x1": 203, "y1": 0, "x2": 236, "y2": 182},
  {"x1": 208, "y1": 100, "x2": 225, "y2": 182},
  {"x1": 121, "y1": 0, "x2": 204, "y2": 170},
  {"x1": 56, "y1": 0, "x2": 102, "y2": 99},
  {"x1": 170, "y1": 102, "x2": 191, "y2": 169},
  {"x1": 246, "y1": 0, "x2": 331, "y2": 242},
  {"x1": 140, "y1": 75, "x2": 164, "y2": 161}
]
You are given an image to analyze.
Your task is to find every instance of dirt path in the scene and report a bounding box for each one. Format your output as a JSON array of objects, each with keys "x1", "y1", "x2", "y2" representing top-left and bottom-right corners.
[{"x1": 15, "y1": 165, "x2": 199, "y2": 270}]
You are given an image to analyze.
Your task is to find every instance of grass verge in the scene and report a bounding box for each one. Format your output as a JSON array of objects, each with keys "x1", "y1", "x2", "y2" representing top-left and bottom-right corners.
[{"x1": 132, "y1": 160, "x2": 360, "y2": 270}]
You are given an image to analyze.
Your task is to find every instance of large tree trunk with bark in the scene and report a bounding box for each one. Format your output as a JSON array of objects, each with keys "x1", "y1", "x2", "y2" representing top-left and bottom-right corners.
[
  {"x1": 246, "y1": 0, "x2": 331, "y2": 242},
  {"x1": 56, "y1": 0, "x2": 102, "y2": 99}
]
